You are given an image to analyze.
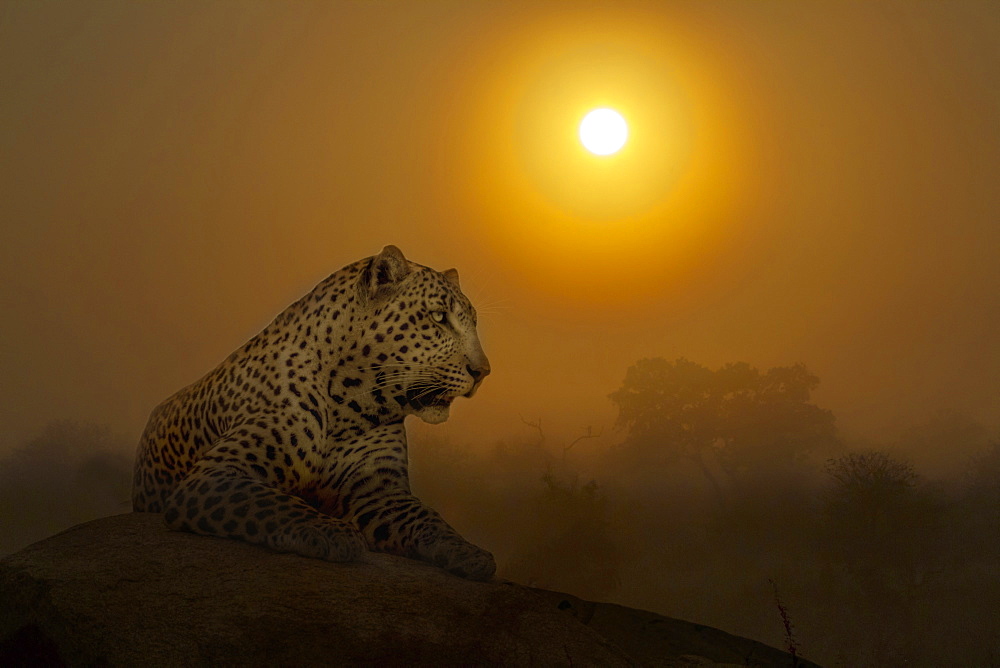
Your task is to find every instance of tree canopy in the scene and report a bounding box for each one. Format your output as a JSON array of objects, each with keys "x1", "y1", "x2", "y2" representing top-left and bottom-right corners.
[{"x1": 608, "y1": 358, "x2": 836, "y2": 489}]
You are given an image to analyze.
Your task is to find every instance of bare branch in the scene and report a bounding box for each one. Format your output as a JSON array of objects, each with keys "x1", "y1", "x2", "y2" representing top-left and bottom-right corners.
[
  {"x1": 564, "y1": 426, "x2": 603, "y2": 453},
  {"x1": 520, "y1": 415, "x2": 545, "y2": 446}
]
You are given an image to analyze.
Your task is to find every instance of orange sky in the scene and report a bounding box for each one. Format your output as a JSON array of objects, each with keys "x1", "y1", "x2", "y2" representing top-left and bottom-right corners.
[{"x1": 2, "y1": 1, "x2": 998, "y2": 462}]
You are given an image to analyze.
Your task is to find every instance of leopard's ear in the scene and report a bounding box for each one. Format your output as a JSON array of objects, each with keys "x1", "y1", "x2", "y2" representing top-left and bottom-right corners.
[
  {"x1": 358, "y1": 245, "x2": 410, "y2": 305},
  {"x1": 442, "y1": 268, "x2": 460, "y2": 288}
]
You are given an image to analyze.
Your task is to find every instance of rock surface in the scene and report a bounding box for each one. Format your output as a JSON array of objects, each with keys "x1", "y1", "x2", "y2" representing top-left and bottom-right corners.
[{"x1": 0, "y1": 514, "x2": 817, "y2": 667}]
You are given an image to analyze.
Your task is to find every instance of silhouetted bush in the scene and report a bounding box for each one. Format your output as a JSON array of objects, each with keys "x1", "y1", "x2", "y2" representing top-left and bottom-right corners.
[{"x1": 0, "y1": 420, "x2": 131, "y2": 555}]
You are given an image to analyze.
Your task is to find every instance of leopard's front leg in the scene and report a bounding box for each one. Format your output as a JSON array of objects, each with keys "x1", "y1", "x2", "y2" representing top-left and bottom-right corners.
[
  {"x1": 331, "y1": 424, "x2": 495, "y2": 581},
  {"x1": 163, "y1": 432, "x2": 366, "y2": 562},
  {"x1": 352, "y1": 491, "x2": 496, "y2": 581}
]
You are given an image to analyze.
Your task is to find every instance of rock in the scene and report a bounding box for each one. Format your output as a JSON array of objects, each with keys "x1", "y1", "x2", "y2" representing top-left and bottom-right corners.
[{"x1": 0, "y1": 514, "x2": 817, "y2": 667}]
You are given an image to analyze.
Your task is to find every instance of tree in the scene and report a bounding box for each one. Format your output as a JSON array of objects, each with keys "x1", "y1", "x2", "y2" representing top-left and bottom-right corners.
[
  {"x1": 608, "y1": 358, "x2": 836, "y2": 498},
  {"x1": 0, "y1": 420, "x2": 132, "y2": 555},
  {"x1": 960, "y1": 439, "x2": 1000, "y2": 558},
  {"x1": 825, "y1": 450, "x2": 920, "y2": 519},
  {"x1": 965, "y1": 439, "x2": 1000, "y2": 502},
  {"x1": 503, "y1": 472, "x2": 627, "y2": 600},
  {"x1": 823, "y1": 450, "x2": 945, "y2": 606}
]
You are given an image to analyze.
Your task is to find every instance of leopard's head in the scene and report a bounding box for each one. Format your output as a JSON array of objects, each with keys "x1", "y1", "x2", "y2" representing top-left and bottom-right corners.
[{"x1": 356, "y1": 245, "x2": 490, "y2": 425}]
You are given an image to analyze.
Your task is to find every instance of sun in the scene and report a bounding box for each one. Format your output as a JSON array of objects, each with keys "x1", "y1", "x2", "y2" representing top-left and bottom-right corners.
[{"x1": 579, "y1": 108, "x2": 628, "y2": 156}]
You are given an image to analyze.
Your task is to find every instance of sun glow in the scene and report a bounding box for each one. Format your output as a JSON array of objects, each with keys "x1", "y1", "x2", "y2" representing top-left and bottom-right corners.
[
  {"x1": 579, "y1": 108, "x2": 628, "y2": 155},
  {"x1": 437, "y1": 13, "x2": 751, "y2": 305}
]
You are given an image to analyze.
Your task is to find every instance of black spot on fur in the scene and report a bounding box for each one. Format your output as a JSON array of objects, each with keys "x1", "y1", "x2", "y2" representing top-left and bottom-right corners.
[{"x1": 356, "y1": 509, "x2": 377, "y2": 528}]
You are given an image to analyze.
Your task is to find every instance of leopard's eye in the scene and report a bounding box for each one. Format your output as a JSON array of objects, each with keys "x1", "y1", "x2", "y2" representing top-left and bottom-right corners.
[{"x1": 430, "y1": 311, "x2": 447, "y2": 324}]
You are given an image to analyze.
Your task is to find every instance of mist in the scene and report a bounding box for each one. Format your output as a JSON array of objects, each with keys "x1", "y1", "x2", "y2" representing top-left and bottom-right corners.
[
  {"x1": 0, "y1": 421, "x2": 131, "y2": 555},
  {"x1": 2, "y1": 2, "x2": 999, "y2": 665},
  {"x1": 3, "y1": 362, "x2": 999, "y2": 664}
]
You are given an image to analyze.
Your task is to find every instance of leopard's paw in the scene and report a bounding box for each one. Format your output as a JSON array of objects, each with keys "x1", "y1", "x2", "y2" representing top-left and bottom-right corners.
[{"x1": 432, "y1": 539, "x2": 496, "y2": 581}]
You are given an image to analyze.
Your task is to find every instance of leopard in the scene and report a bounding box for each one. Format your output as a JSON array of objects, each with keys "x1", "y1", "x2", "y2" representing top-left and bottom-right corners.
[{"x1": 132, "y1": 245, "x2": 496, "y2": 580}]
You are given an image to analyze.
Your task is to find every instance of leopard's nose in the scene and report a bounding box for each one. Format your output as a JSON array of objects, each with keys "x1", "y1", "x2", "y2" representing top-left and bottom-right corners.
[{"x1": 466, "y1": 362, "x2": 491, "y2": 380}]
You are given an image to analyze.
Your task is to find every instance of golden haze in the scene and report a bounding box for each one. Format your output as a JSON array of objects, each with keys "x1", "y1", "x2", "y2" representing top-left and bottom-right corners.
[
  {"x1": 0, "y1": 1, "x2": 996, "y2": 467},
  {"x1": 437, "y1": 10, "x2": 756, "y2": 306}
]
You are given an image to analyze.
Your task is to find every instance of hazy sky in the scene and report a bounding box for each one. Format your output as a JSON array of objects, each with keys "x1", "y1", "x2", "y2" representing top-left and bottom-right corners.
[{"x1": 2, "y1": 1, "x2": 998, "y2": 458}]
